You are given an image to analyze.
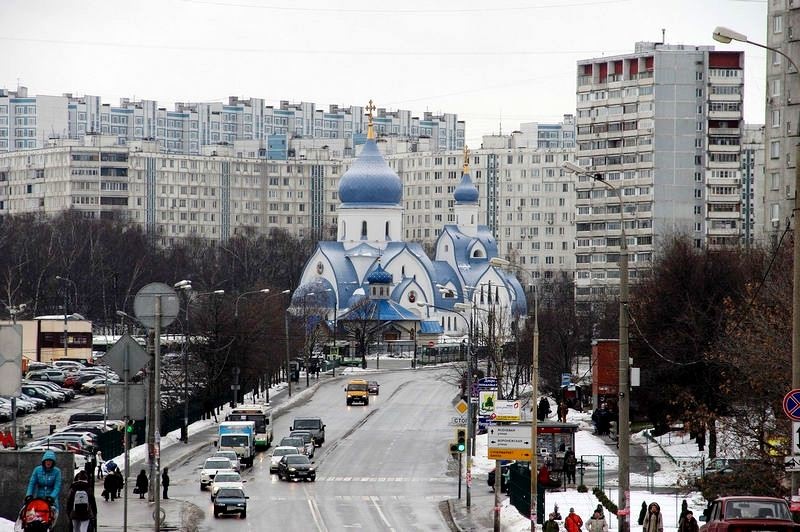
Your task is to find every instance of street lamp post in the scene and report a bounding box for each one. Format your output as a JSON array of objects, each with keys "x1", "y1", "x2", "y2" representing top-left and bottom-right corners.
[
  {"x1": 55, "y1": 276, "x2": 76, "y2": 359},
  {"x1": 713, "y1": 26, "x2": 800, "y2": 493},
  {"x1": 174, "y1": 280, "x2": 224, "y2": 443},
  {"x1": 563, "y1": 161, "x2": 629, "y2": 529},
  {"x1": 303, "y1": 292, "x2": 315, "y2": 387}
]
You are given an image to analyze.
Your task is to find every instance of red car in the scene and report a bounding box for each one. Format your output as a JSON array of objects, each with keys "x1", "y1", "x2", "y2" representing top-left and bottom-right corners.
[{"x1": 700, "y1": 496, "x2": 799, "y2": 532}]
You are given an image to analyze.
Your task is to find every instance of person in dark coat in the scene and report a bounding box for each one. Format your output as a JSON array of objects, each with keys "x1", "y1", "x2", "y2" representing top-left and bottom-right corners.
[
  {"x1": 112, "y1": 469, "x2": 123, "y2": 499},
  {"x1": 135, "y1": 470, "x2": 149, "y2": 500},
  {"x1": 558, "y1": 401, "x2": 569, "y2": 423},
  {"x1": 162, "y1": 468, "x2": 170, "y2": 499},
  {"x1": 678, "y1": 511, "x2": 699, "y2": 532},
  {"x1": 564, "y1": 449, "x2": 577, "y2": 485},
  {"x1": 102, "y1": 472, "x2": 115, "y2": 502},
  {"x1": 537, "y1": 397, "x2": 551, "y2": 422},
  {"x1": 67, "y1": 470, "x2": 97, "y2": 532}
]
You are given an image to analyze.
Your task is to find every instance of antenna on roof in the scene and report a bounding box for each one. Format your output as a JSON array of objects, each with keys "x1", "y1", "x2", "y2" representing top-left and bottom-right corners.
[{"x1": 661, "y1": 28, "x2": 666, "y2": 44}]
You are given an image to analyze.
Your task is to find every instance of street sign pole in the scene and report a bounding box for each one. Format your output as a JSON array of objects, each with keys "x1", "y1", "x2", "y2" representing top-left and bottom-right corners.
[
  {"x1": 458, "y1": 451, "x2": 463, "y2": 500},
  {"x1": 123, "y1": 342, "x2": 130, "y2": 532}
]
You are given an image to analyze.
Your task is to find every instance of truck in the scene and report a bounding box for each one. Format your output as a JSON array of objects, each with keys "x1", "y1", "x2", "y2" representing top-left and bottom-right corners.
[
  {"x1": 217, "y1": 421, "x2": 256, "y2": 467},
  {"x1": 345, "y1": 379, "x2": 369, "y2": 406},
  {"x1": 226, "y1": 405, "x2": 273, "y2": 451}
]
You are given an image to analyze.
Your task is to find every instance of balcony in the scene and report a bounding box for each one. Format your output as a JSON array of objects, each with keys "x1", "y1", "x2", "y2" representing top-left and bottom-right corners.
[
  {"x1": 708, "y1": 110, "x2": 742, "y2": 120},
  {"x1": 706, "y1": 144, "x2": 741, "y2": 153},
  {"x1": 708, "y1": 126, "x2": 740, "y2": 136}
]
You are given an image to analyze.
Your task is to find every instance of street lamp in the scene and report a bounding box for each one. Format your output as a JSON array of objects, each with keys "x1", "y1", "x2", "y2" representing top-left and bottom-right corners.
[
  {"x1": 713, "y1": 23, "x2": 800, "y2": 495},
  {"x1": 563, "y1": 160, "x2": 630, "y2": 530},
  {"x1": 234, "y1": 288, "x2": 270, "y2": 318},
  {"x1": 303, "y1": 292, "x2": 315, "y2": 387},
  {"x1": 173, "y1": 280, "x2": 224, "y2": 443},
  {"x1": 55, "y1": 275, "x2": 77, "y2": 359}
]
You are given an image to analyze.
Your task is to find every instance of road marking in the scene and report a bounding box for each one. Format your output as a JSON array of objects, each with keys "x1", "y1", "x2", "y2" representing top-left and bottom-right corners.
[
  {"x1": 370, "y1": 495, "x2": 394, "y2": 531},
  {"x1": 304, "y1": 487, "x2": 328, "y2": 532}
]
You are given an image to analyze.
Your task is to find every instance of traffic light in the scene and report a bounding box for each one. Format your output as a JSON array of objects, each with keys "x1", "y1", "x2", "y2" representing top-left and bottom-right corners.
[
  {"x1": 456, "y1": 428, "x2": 466, "y2": 453},
  {"x1": 449, "y1": 442, "x2": 460, "y2": 453}
]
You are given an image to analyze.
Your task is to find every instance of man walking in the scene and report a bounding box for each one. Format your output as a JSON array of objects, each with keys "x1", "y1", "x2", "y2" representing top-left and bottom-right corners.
[{"x1": 162, "y1": 468, "x2": 170, "y2": 500}]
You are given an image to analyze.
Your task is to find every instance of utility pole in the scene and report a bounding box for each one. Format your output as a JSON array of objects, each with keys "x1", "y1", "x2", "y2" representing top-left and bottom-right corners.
[
  {"x1": 530, "y1": 294, "x2": 539, "y2": 530},
  {"x1": 618, "y1": 188, "x2": 630, "y2": 532},
  {"x1": 153, "y1": 296, "x2": 162, "y2": 532},
  {"x1": 793, "y1": 142, "x2": 800, "y2": 494},
  {"x1": 285, "y1": 311, "x2": 292, "y2": 397}
]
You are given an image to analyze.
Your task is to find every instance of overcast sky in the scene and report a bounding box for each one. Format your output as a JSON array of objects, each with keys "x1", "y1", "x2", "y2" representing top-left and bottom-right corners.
[{"x1": 2, "y1": 0, "x2": 767, "y2": 144}]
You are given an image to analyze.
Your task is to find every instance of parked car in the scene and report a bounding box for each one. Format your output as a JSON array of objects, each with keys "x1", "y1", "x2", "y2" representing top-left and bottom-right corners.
[
  {"x1": 20, "y1": 385, "x2": 60, "y2": 406},
  {"x1": 200, "y1": 457, "x2": 237, "y2": 490},
  {"x1": 288, "y1": 430, "x2": 315, "y2": 458},
  {"x1": 19, "y1": 393, "x2": 46, "y2": 410},
  {"x1": 68, "y1": 412, "x2": 105, "y2": 425},
  {"x1": 52, "y1": 360, "x2": 85, "y2": 372},
  {"x1": 212, "y1": 487, "x2": 247, "y2": 518},
  {"x1": 213, "y1": 451, "x2": 241, "y2": 472},
  {"x1": 270, "y1": 446, "x2": 300, "y2": 473},
  {"x1": 0, "y1": 397, "x2": 28, "y2": 416},
  {"x1": 30, "y1": 380, "x2": 74, "y2": 400},
  {"x1": 276, "y1": 454, "x2": 316, "y2": 482},
  {"x1": 209, "y1": 470, "x2": 244, "y2": 500},
  {"x1": 23, "y1": 382, "x2": 67, "y2": 402},
  {"x1": 367, "y1": 381, "x2": 380, "y2": 395},
  {"x1": 700, "y1": 496, "x2": 796, "y2": 532},
  {"x1": 25, "y1": 369, "x2": 67, "y2": 386}
]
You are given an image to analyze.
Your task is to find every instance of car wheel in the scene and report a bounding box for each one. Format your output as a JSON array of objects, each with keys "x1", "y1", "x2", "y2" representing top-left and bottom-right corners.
[
  {"x1": 200, "y1": 484, "x2": 205, "y2": 491},
  {"x1": 213, "y1": 511, "x2": 219, "y2": 518},
  {"x1": 310, "y1": 477, "x2": 316, "y2": 482},
  {"x1": 241, "y1": 511, "x2": 246, "y2": 519},
  {"x1": 86, "y1": 388, "x2": 96, "y2": 396}
]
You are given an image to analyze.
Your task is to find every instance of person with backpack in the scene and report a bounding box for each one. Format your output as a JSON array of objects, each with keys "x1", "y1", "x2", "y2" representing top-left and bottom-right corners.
[
  {"x1": 25, "y1": 450, "x2": 62, "y2": 512},
  {"x1": 67, "y1": 470, "x2": 96, "y2": 532},
  {"x1": 136, "y1": 470, "x2": 148, "y2": 500},
  {"x1": 566, "y1": 507, "x2": 584, "y2": 532}
]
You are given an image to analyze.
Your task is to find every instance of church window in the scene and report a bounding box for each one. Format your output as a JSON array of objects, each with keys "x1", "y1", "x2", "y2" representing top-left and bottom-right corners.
[
  {"x1": 385, "y1": 221, "x2": 390, "y2": 239},
  {"x1": 401, "y1": 266, "x2": 405, "y2": 276},
  {"x1": 444, "y1": 244, "x2": 449, "y2": 252},
  {"x1": 408, "y1": 290, "x2": 416, "y2": 303},
  {"x1": 471, "y1": 215, "x2": 474, "y2": 224},
  {"x1": 472, "y1": 248, "x2": 484, "y2": 258},
  {"x1": 361, "y1": 220, "x2": 367, "y2": 239}
]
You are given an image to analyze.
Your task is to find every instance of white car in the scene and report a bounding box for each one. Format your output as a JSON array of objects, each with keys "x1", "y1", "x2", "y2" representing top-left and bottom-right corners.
[
  {"x1": 209, "y1": 469, "x2": 244, "y2": 500},
  {"x1": 270, "y1": 446, "x2": 299, "y2": 473},
  {"x1": 200, "y1": 457, "x2": 236, "y2": 490},
  {"x1": 213, "y1": 451, "x2": 241, "y2": 472}
]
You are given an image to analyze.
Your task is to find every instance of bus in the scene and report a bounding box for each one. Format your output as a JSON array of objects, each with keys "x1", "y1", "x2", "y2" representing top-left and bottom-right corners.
[{"x1": 226, "y1": 404, "x2": 273, "y2": 451}]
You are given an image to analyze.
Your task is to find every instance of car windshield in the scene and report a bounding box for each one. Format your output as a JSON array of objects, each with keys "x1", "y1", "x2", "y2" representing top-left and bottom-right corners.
[
  {"x1": 293, "y1": 419, "x2": 320, "y2": 429},
  {"x1": 217, "y1": 488, "x2": 244, "y2": 498},
  {"x1": 214, "y1": 474, "x2": 240, "y2": 483},
  {"x1": 216, "y1": 453, "x2": 237, "y2": 461},
  {"x1": 286, "y1": 455, "x2": 310, "y2": 465},
  {"x1": 291, "y1": 432, "x2": 312, "y2": 443},
  {"x1": 273, "y1": 448, "x2": 295, "y2": 456},
  {"x1": 724, "y1": 500, "x2": 791, "y2": 520},
  {"x1": 205, "y1": 460, "x2": 231, "y2": 469},
  {"x1": 281, "y1": 438, "x2": 303, "y2": 447},
  {"x1": 220, "y1": 435, "x2": 249, "y2": 447},
  {"x1": 348, "y1": 384, "x2": 368, "y2": 391},
  {"x1": 369, "y1": 382, "x2": 378, "y2": 386}
]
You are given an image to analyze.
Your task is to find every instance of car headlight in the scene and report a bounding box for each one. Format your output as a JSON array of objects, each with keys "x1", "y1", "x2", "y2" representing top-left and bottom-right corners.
[
  {"x1": 309, "y1": 467, "x2": 315, "y2": 472},
  {"x1": 289, "y1": 467, "x2": 296, "y2": 472}
]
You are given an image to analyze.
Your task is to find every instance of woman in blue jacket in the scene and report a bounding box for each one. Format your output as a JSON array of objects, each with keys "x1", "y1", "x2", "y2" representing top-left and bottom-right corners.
[{"x1": 26, "y1": 450, "x2": 62, "y2": 511}]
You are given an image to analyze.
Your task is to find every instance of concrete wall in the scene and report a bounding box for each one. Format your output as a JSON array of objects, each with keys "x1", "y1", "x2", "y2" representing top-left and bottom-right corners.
[{"x1": 0, "y1": 451, "x2": 74, "y2": 532}]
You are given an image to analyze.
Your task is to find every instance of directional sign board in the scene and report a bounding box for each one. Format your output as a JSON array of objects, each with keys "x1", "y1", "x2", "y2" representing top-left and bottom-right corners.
[
  {"x1": 786, "y1": 455, "x2": 800, "y2": 473},
  {"x1": 493, "y1": 400, "x2": 520, "y2": 421},
  {"x1": 0, "y1": 325, "x2": 22, "y2": 397},
  {"x1": 784, "y1": 389, "x2": 800, "y2": 421},
  {"x1": 478, "y1": 377, "x2": 498, "y2": 390},
  {"x1": 794, "y1": 421, "x2": 800, "y2": 455},
  {"x1": 488, "y1": 424, "x2": 533, "y2": 461}
]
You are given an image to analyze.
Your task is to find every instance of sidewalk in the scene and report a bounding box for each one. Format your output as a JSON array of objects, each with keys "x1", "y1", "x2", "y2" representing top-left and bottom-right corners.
[{"x1": 94, "y1": 371, "x2": 337, "y2": 531}]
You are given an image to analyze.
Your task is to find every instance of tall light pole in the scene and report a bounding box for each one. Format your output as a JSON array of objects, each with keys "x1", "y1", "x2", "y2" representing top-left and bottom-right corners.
[
  {"x1": 713, "y1": 25, "x2": 800, "y2": 493},
  {"x1": 55, "y1": 275, "x2": 76, "y2": 359},
  {"x1": 303, "y1": 292, "x2": 315, "y2": 387},
  {"x1": 174, "y1": 280, "x2": 224, "y2": 443},
  {"x1": 563, "y1": 161, "x2": 629, "y2": 529}
]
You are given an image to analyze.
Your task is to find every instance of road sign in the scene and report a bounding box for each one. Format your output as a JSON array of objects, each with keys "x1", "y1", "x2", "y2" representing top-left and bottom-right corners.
[
  {"x1": 786, "y1": 455, "x2": 800, "y2": 472},
  {"x1": 488, "y1": 424, "x2": 531, "y2": 449},
  {"x1": 107, "y1": 383, "x2": 147, "y2": 420},
  {"x1": 784, "y1": 389, "x2": 800, "y2": 421},
  {"x1": 488, "y1": 448, "x2": 532, "y2": 461},
  {"x1": 134, "y1": 282, "x2": 179, "y2": 329},
  {"x1": 454, "y1": 399, "x2": 468, "y2": 415},
  {"x1": 450, "y1": 416, "x2": 467, "y2": 426},
  {"x1": 493, "y1": 400, "x2": 521, "y2": 421},
  {"x1": 104, "y1": 334, "x2": 150, "y2": 378},
  {"x1": 794, "y1": 422, "x2": 800, "y2": 454},
  {"x1": 479, "y1": 390, "x2": 497, "y2": 416},
  {"x1": 428, "y1": 341, "x2": 434, "y2": 347},
  {"x1": 0, "y1": 325, "x2": 22, "y2": 397},
  {"x1": 478, "y1": 377, "x2": 498, "y2": 390}
]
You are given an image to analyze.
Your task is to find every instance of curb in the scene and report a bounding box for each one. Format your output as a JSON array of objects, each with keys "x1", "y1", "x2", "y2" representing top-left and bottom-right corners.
[{"x1": 444, "y1": 499, "x2": 466, "y2": 532}]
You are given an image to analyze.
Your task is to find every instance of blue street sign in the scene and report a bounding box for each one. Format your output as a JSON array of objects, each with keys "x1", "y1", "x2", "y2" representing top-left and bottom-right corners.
[
  {"x1": 478, "y1": 377, "x2": 498, "y2": 390},
  {"x1": 561, "y1": 373, "x2": 571, "y2": 387}
]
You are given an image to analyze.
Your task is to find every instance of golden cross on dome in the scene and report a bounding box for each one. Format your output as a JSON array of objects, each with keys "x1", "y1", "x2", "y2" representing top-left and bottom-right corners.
[
  {"x1": 463, "y1": 145, "x2": 470, "y2": 174},
  {"x1": 366, "y1": 99, "x2": 376, "y2": 140}
]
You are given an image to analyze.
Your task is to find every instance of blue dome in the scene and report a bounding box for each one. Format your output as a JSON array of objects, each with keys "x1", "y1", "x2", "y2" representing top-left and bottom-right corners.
[
  {"x1": 367, "y1": 264, "x2": 393, "y2": 284},
  {"x1": 454, "y1": 172, "x2": 479, "y2": 203},
  {"x1": 338, "y1": 140, "x2": 402, "y2": 206}
]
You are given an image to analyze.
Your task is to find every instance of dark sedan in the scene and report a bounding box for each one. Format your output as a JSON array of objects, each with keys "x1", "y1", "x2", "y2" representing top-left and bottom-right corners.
[
  {"x1": 367, "y1": 381, "x2": 380, "y2": 395},
  {"x1": 212, "y1": 487, "x2": 247, "y2": 519},
  {"x1": 276, "y1": 454, "x2": 316, "y2": 482}
]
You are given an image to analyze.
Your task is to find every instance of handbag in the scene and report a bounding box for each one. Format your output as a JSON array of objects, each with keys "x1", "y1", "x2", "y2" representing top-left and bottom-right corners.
[{"x1": 133, "y1": 487, "x2": 139, "y2": 494}]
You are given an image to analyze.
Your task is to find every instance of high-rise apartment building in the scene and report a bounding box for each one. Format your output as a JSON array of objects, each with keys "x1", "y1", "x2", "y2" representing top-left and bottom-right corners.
[
  {"x1": 765, "y1": 0, "x2": 799, "y2": 244},
  {"x1": 575, "y1": 42, "x2": 744, "y2": 301},
  {"x1": 742, "y1": 124, "x2": 766, "y2": 246},
  {"x1": 0, "y1": 88, "x2": 465, "y2": 156}
]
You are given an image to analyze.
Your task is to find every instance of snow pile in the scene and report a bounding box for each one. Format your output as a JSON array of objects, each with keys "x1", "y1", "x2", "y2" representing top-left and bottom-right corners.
[{"x1": 339, "y1": 367, "x2": 380, "y2": 375}]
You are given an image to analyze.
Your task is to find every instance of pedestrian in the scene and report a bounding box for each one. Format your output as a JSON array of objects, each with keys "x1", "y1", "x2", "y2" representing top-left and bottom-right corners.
[
  {"x1": 643, "y1": 502, "x2": 664, "y2": 532},
  {"x1": 586, "y1": 509, "x2": 608, "y2": 532},
  {"x1": 96, "y1": 451, "x2": 104, "y2": 479},
  {"x1": 564, "y1": 449, "x2": 577, "y2": 485},
  {"x1": 678, "y1": 511, "x2": 699, "y2": 532},
  {"x1": 135, "y1": 470, "x2": 148, "y2": 500},
  {"x1": 113, "y1": 469, "x2": 123, "y2": 499},
  {"x1": 558, "y1": 401, "x2": 569, "y2": 423},
  {"x1": 537, "y1": 397, "x2": 551, "y2": 422},
  {"x1": 26, "y1": 450, "x2": 62, "y2": 514},
  {"x1": 566, "y1": 508, "x2": 583, "y2": 532},
  {"x1": 67, "y1": 470, "x2": 97, "y2": 532},
  {"x1": 162, "y1": 468, "x2": 170, "y2": 499},
  {"x1": 102, "y1": 472, "x2": 115, "y2": 502},
  {"x1": 4, "y1": 429, "x2": 15, "y2": 449},
  {"x1": 544, "y1": 513, "x2": 560, "y2": 532}
]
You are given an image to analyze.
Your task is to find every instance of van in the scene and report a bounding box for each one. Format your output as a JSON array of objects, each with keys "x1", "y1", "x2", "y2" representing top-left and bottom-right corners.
[
  {"x1": 345, "y1": 379, "x2": 369, "y2": 406},
  {"x1": 68, "y1": 412, "x2": 105, "y2": 425}
]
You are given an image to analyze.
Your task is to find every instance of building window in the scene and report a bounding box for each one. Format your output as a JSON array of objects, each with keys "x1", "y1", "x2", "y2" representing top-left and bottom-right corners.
[
  {"x1": 770, "y1": 140, "x2": 780, "y2": 159},
  {"x1": 774, "y1": 14, "x2": 783, "y2": 34},
  {"x1": 772, "y1": 109, "x2": 781, "y2": 128},
  {"x1": 361, "y1": 220, "x2": 367, "y2": 239},
  {"x1": 772, "y1": 79, "x2": 782, "y2": 97},
  {"x1": 773, "y1": 50, "x2": 782, "y2": 66}
]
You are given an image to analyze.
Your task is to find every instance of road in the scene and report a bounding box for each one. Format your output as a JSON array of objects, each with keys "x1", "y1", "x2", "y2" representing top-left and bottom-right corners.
[{"x1": 166, "y1": 366, "x2": 459, "y2": 531}]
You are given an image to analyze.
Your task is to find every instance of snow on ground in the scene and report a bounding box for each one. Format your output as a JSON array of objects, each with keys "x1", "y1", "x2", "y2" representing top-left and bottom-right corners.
[{"x1": 339, "y1": 367, "x2": 380, "y2": 375}]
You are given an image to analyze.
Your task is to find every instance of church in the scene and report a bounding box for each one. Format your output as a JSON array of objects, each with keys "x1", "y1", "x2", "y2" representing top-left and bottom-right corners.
[{"x1": 290, "y1": 101, "x2": 527, "y2": 349}]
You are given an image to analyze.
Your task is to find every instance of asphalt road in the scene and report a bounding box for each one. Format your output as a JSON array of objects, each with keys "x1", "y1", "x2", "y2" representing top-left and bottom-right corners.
[{"x1": 166, "y1": 366, "x2": 459, "y2": 531}]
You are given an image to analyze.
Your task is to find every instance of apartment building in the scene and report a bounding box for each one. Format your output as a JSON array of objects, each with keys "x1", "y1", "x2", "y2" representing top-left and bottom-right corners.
[
  {"x1": 765, "y1": 0, "x2": 800, "y2": 244},
  {"x1": 574, "y1": 42, "x2": 744, "y2": 301},
  {"x1": 742, "y1": 124, "x2": 766, "y2": 246},
  {"x1": 0, "y1": 88, "x2": 464, "y2": 156}
]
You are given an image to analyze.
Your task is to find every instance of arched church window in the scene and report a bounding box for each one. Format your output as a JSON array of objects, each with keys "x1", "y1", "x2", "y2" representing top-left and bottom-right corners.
[
  {"x1": 385, "y1": 221, "x2": 390, "y2": 239},
  {"x1": 341, "y1": 220, "x2": 346, "y2": 236},
  {"x1": 361, "y1": 221, "x2": 367, "y2": 239},
  {"x1": 444, "y1": 245, "x2": 449, "y2": 252},
  {"x1": 472, "y1": 248, "x2": 484, "y2": 258},
  {"x1": 471, "y1": 215, "x2": 474, "y2": 224},
  {"x1": 401, "y1": 266, "x2": 405, "y2": 276},
  {"x1": 408, "y1": 290, "x2": 416, "y2": 303}
]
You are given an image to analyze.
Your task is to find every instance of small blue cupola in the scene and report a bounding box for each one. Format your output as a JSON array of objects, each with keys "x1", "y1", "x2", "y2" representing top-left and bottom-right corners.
[{"x1": 367, "y1": 262, "x2": 393, "y2": 300}]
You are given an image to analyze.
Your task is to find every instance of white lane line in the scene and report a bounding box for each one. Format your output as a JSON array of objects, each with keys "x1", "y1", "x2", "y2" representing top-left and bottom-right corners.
[
  {"x1": 305, "y1": 488, "x2": 328, "y2": 532},
  {"x1": 370, "y1": 495, "x2": 395, "y2": 531}
]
